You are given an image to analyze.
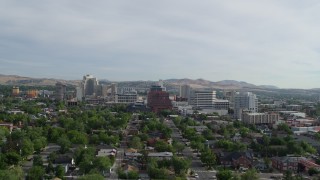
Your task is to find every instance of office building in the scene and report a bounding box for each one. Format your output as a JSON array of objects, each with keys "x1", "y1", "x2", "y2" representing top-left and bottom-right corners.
[
  {"x1": 115, "y1": 91, "x2": 138, "y2": 104},
  {"x1": 189, "y1": 90, "x2": 217, "y2": 109},
  {"x1": 82, "y1": 74, "x2": 99, "y2": 97},
  {"x1": 179, "y1": 84, "x2": 191, "y2": 100},
  {"x1": 55, "y1": 82, "x2": 67, "y2": 101},
  {"x1": 234, "y1": 92, "x2": 258, "y2": 120},
  {"x1": 242, "y1": 112, "x2": 279, "y2": 125},
  {"x1": 147, "y1": 85, "x2": 172, "y2": 113}
]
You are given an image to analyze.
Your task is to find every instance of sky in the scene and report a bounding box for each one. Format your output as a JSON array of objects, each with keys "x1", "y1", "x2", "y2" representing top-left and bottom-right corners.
[{"x1": 0, "y1": 0, "x2": 320, "y2": 89}]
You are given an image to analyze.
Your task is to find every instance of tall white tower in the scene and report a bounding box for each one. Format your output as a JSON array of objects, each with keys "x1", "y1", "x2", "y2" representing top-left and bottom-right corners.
[{"x1": 234, "y1": 92, "x2": 258, "y2": 120}]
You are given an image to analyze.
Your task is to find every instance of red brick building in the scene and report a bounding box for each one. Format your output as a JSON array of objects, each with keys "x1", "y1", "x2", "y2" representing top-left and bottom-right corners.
[
  {"x1": 272, "y1": 156, "x2": 320, "y2": 172},
  {"x1": 219, "y1": 152, "x2": 253, "y2": 168},
  {"x1": 147, "y1": 85, "x2": 172, "y2": 113}
]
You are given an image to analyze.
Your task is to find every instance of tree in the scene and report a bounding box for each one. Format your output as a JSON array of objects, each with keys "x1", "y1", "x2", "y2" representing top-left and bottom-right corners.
[
  {"x1": 308, "y1": 167, "x2": 319, "y2": 176},
  {"x1": 239, "y1": 127, "x2": 250, "y2": 138},
  {"x1": 130, "y1": 136, "x2": 143, "y2": 149},
  {"x1": 277, "y1": 123, "x2": 292, "y2": 134},
  {"x1": 155, "y1": 140, "x2": 172, "y2": 152},
  {"x1": 216, "y1": 170, "x2": 233, "y2": 180},
  {"x1": 57, "y1": 136, "x2": 71, "y2": 153},
  {"x1": 5, "y1": 151, "x2": 21, "y2": 165},
  {"x1": 173, "y1": 141, "x2": 185, "y2": 154},
  {"x1": 33, "y1": 137, "x2": 47, "y2": 153},
  {"x1": 127, "y1": 170, "x2": 139, "y2": 179},
  {"x1": 55, "y1": 165, "x2": 65, "y2": 179},
  {"x1": 240, "y1": 169, "x2": 259, "y2": 180},
  {"x1": 67, "y1": 130, "x2": 88, "y2": 145},
  {"x1": 172, "y1": 156, "x2": 190, "y2": 174},
  {"x1": 283, "y1": 170, "x2": 293, "y2": 180},
  {"x1": 0, "y1": 166, "x2": 24, "y2": 180},
  {"x1": 33, "y1": 155, "x2": 43, "y2": 167},
  {"x1": 93, "y1": 156, "x2": 111, "y2": 172},
  {"x1": 27, "y1": 166, "x2": 45, "y2": 180},
  {"x1": 21, "y1": 138, "x2": 34, "y2": 156},
  {"x1": 200, "y1": 148, "x2": 216, "y2": 168}
]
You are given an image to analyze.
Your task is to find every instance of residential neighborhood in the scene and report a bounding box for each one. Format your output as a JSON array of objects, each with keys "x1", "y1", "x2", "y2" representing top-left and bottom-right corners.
[{"x1": 1, "y1": 76, "x2": 320, "y2": 180}]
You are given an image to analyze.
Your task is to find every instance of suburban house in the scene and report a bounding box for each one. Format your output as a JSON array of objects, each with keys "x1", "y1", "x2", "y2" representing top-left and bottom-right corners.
[
  {"x1": 272, "y1": 156, "x2": 320, "y2": 172},
  {"x1": 96, "y1": 145, "x2": 117, "y2": 157},
  {"x1": 53, "y1": 155, "x2": 75, "y2": 173},
  {"x1": 219, "y1": 151, "x2": 253, "y2": 168}
]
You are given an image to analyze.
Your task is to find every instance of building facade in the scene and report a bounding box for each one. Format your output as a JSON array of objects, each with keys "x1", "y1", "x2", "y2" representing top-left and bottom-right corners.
[
  {"x1": 55, "y1": 82, "x2": 67, "y2": 101},
  {"x1": 179, "y1": 84, "x2": 191, "y2": 100},
  {"x1": 82, "y1": 74, "x2": 99, "y2": 97},
  {"x1": 147, "y1": 85, "x2": 172, "y2": 113},
  {"x1": 234, "y1": 92, "x2": 258, "y2": 120},
  {"x1": 115, "y1": 91, "x2": 138, "y2": 103},
  {"x1": 242, "y1": 112, "x2": 279, "y2": 125},
  {"x1": 189, "y1": 90, "x2": 217, "y2": 109}
]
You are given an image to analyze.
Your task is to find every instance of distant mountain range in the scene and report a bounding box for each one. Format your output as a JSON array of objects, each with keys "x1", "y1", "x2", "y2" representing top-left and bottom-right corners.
[
  {"x1": 0, "y1": 74, "x2": 80, "y2": 86},
  {"x1": 0, "y1": 74, "x2": 280, "y2": 90},
  {"x1": 164, "y1": 78, "x2": 279, "y2": 89}
]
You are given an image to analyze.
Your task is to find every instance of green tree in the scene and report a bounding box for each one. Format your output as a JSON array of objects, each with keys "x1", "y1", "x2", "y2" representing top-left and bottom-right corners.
[
  {"x1": 93, "y1": 156, "x2": 111, "y2": 172},
  {"x1": 200, "y1": 148, "x2": 216, "y2": 168},
  {"x1": 33, "y1": 155, "x2": 43, "y2": 167},
  {"x1": 173, "y1": 141, "x2": 185, "y2": 154},
  {"x1": 67, "y1": 130, "x2": 88, "y2": 145},
  {"x1": 130, "y1": 136, "x2": 143, "y2": 149},
  {"x1": 33, "y1": 137, "x2": 47, "y2": 153},
  {"x1": 27, "y1": 166, "x2": 45, "y2": 180},
  {"x1": 55, "y1": 165, "x2": 65, "y2": 179},
  {"x1": 283, "y1": 170, "x2": 293, "y2": 180},
  {"x1": 239, "y1": 127, "x2": 250, "y2": 138},
  {"x1": 216, "y1": 170, "x2": 233, "y2": 180},
  {"x1": 172, "y1": 156, "x2": 190, "y2": 174},
  {"x1": 0, "y1": 166, "x2": 24, "y2": 180},
  {"x1": 308, "y1": 167, "x2": 319, "y2": 176},
  {"x1": 127, "y1": 170, "x2": 139, "y2": 179},
  {"x1": 21, "y1": 138, "x2": 34, "y2": 156},
  {"x1": 5, "y1": 151, "x2": 21, "y2": 165},
  {"x1": 57, "y1": 136, "x2": 71, "y2": 153},
  {"x1": 240, "y1": 169, "x2": 259, "y2": 180}
]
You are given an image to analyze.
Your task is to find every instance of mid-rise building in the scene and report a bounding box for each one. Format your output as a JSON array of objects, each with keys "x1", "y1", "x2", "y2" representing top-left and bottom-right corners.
[
  {"x1": 180, "y1": 84, "x2": 191, "y2": 100},
  {"x1": 234, "y1": 92, "x2": 258, "y2": 120},
  {"x1": 115, "y1": 91, "x2": 138, "y2": 104},
  {"x1": 189, "y1": 90, "x2": 217, "y2": 109},
  {"x1": 242, "y1": 112, "x2": 279, "y2": 125},
  {"x1": 55, "y1": 82, "x2": 67, "y2": 101},
  {"x1": 12, "y1": 86, "x2": 20, "y2": 97},
  {"x1": 147, "y1": 85, "x2": 172, "y2": 113},
  {"x1": 26, "y1": 90, "x2": 38, "y2": 98}
]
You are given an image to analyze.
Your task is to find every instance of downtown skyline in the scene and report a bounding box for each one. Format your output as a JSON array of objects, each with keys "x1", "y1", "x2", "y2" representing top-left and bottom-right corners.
[{"x1": 1, "y1": 1, "x2": 320, "y2": 89}]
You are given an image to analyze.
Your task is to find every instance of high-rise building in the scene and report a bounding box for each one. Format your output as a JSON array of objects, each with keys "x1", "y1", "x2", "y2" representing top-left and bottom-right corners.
[
  {"x1": 234, "y1": 92, "x2": 258, "y2": 120},
  {"x1": 76, "y1": 87, "x2": 83, "y2": 101},
  {"x1": 180, "y1": 84, "x2": 190, "y2": 100},
  {"x1": 55, "y1": 82, "x2": 67, "y2": 101},
  {"x1": 147, "y1": 85, "x2": 172, "y2": 113},
  {"x1": 82, "y1": 75, "x2": 99, "y2": 97}
]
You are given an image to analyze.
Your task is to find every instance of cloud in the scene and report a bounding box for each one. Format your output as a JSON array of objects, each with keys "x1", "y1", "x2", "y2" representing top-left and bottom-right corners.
[{"x1": 0, "y1": 0, "x2": 320, "y2": 88}]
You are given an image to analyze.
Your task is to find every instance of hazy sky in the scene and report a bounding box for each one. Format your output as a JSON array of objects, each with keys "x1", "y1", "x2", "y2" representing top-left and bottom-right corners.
[{"x1": 1, "y1": 0, "x2": 320, "y2": 88}]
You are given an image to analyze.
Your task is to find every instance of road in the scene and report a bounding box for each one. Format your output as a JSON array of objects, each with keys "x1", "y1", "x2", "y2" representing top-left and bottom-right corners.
[{"x1": 167, "y1": 118, "x2": 217, "y2": 180}]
